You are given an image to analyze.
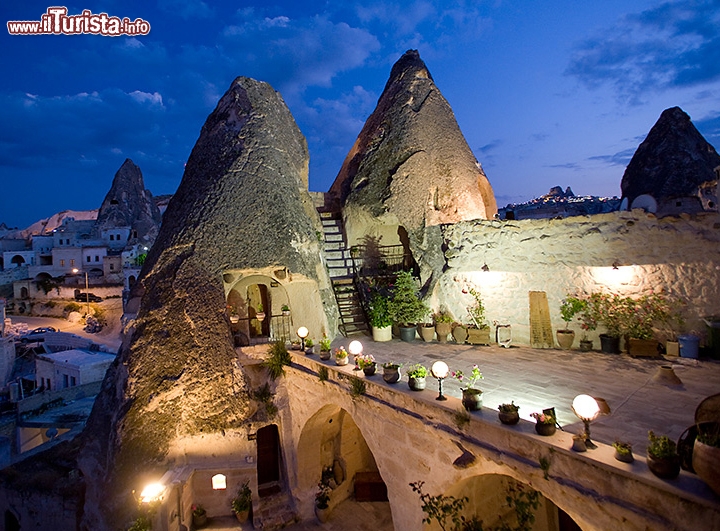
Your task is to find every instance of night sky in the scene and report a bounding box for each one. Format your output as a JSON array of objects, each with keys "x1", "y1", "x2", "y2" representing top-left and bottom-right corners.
[{"x1": 2, "y1": 0, "x2": 719, "y2": 229}]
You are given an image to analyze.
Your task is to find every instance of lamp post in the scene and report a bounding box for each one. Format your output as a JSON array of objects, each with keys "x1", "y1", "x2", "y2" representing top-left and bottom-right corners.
[
  {"x1": 572, "y1": 394, "x2": 601, "y2": 449},
  {"x1": 297, "y1": 326, "x2": 309, "y2": 351},
  {"x1": 72, "y1": 268, "x2": 90, "y2": 315},
  {"x1": 348, "y1": 340, "x2": 363, "y2": 370},
  {"x1": 430, "y1": 361, "x2": 449, "y2": 401}
]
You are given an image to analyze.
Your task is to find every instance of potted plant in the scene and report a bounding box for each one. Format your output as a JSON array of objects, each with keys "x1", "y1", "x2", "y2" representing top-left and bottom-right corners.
[
  {"x1": 558, "y1": 296, "x2": 584, "y2": 349},
  {"x1": 357, "y1": 354, "x2": 376, "y2": 376},
  {"x1": 368, "y1": 293, "x2": 393, "y2": 342},
  {"x1": 433, "y1": 310, "x2": 454, "y2": 343},
  {"x1": 647, "y1": 430, "x2": 680, "y2": 479},
  {"x1": 406, "y1": 363, "x2": 428, "y2": 391},
  {"x1": 334, "y1": 346, "x2": 349, "y2": 366},
  {"x1": 231, "y1": 481, "x2": 252, "y2": 523},
  {"x1": 452, "y1": 364, "x2": 483, "y2": 411},
  {"x1": 622, "y1": 293, "x2": 672, "y2": 357},
  {"x1": 613, "y1": 440, "x2": 634, "y2": 463},
  {"x1": 498, "y1": 402, "x2": 520, "y2": 425},
  {"x1": 692, "y1": 421, "x2": 720, "y2": 496},
  {"x1": 192, "y1": 504, "x2": 207, "y2": 528},
  {"x1": 575, "y1": 298, "x2": 597, "y2": 351},
  {"x1": 382, "y1": 362, "x2": 402, "y2": 384},
  {"x1": 319, "y1": 335, "x2": 332, "y2": 360},
  {"x1": 281, "y1": 304, "x2": 291, "y2": 316},
  {"x1": 228, "y1": 305, "x2": 240, "y2": 324},
  {"x1": 572, "y1": 432, "x2": 588, "y2": 452},
  {"x1": 465, "y1": 288, "x2": 491, "y2": 345},
  {"x1": 417, "y1": 320, "x2": 435, "y2": 342},
  {"x1": 305, "y1": 337, "x2": 315, "y2": 355},
  {"x1": 388, "y1": 271, "x2": 429, "y2": 342},
  {"x1": 531, "y1": 411, "x2": 557, "y2": 436},
  {"x1": 255, "y1": 303, "x2": 266, "y2": 322},
  {"x1": 315, "y1": 481, "x2": 332, "y2": 523}
]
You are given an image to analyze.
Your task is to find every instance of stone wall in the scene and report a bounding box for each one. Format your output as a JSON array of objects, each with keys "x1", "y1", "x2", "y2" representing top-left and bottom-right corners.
[{"x1": 429, "y1": 210, "x2": 720, "y2": 346}]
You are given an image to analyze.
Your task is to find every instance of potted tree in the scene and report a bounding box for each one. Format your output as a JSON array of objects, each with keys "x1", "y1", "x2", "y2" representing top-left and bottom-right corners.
[
  {"x1": 388, "y1": 271, "x2": 429, "y2": 342},
  {"x1": 433, "y1": 310, "x2": 454, "y2": 343},
  {"x1": 231, "y1": 481, "x2": 252, "y2": 523},
  {"x1": 557, "y1": 296, "x2": 584, "y2": 349},
  {"x1": 465, "y1": 288, "x2": 491, "y2": 345},
  {"x1": 406, "y1": 363, "x2": 428, "y2": 391},
  {"x1": 368, "y1": 293, "x2": 393, "y2": 342},
  {"x1": 453, "y1": 365, "x2": 483, "y2": 410},
  {"x1": 498, "y1": 402, "x2": 520, "y2": 425},
  {"x1": 646, "y1": 430, "x2": 680, "y2": 479}
]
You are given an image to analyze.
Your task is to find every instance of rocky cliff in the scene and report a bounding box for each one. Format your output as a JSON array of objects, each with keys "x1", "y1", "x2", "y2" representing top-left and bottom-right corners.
[
  {"x1": 78, "y1": 77, "x2": 334, "y2": 529},
  {"x1": 94, "y1": 158, "x2": 162, "y2": 244},
  {"x1": 329, "y1": 50, "x2": 496, "y2": 242},
  {"x1": 621, "y1": 107, "x2": 720, "y2": 205}
]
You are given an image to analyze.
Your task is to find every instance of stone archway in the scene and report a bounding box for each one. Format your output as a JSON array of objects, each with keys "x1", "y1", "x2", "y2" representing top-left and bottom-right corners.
[
  {"x1": 10, "y1": 255, "x2": 25, "y2": 266},
  {"x1": 226, "y1": 274, "x2": 293, "y2": 344},
  {"x1": 295, "y1": 404, "x2": 391, "y2": 523}
]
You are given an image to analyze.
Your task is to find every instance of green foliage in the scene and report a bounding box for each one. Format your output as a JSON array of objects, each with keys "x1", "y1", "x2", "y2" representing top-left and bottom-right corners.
[
  {"x1": 453, "y1": 408, "x2": 470, "y2": 430},
  {"x1": 231, "y1": 481, "x2": 252, "y2": 513},
  {"x1": 539, "y1": 455, "x2": 552, "y2": 480},
  {"x1": 368, "y1": 293, "x2": 393, "y2": 328},
  {"x1": 406, "y1": 363, "x2": 428, "y2": 379},
  {"x1": 498, "y1": 402, "x2": 520, "y2": 414},
  {"x1": 263, "y1": 341, "x2": 291, "y2": 379},
  {"x1": 349, "y1": 376, "x2": 366, "y2": 398},
  {"x1": 697, "y1": 423, "x2": 720, "y2": 447},
  {"x1": 305, "y1": 338, "x2": 314, "y2": 348},
  {"x1": 559, "y1": 296, "x2": 585, "y2": 327},
  {"x1": 388, "y1": 271, "x2": 429, "y2": 326},
  {"x1": 410, "y1": 481, "x2": 468, "y2": 531},
  {"x1": 319, "y1": 336, "x2": 332, "y2": 352},
  {"x1": 433, "y1": 310, "x2": 454, "y2": 324},
  {"x1": 647, "y1": 430, "x2": 678, "y2": 459},
  {"x1": 64, "y1": 302, "x2": 81, "y2": 313},
  {"x1": 467, "y1": 288, "x2": 487, "y2": 328},
  {"x1": 318, "y1": 366, "x2": 329, "y2": 382},
  {"x1": 127, "y1": 515, "x2": 152, "y2": 531},
  {"x1": 136, "y1": 253, "x2": 147, "y2": 267},
  {"x1": 612, "y1": 440, "x2": 632, "y2": 455}
]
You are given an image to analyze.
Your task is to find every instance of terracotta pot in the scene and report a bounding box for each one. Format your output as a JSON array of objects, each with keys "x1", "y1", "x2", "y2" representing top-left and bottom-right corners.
[
  {"x1": 693, "y1": 439, "x2": 720, "y2": 495},
  {"x1": 453, "y1": 325, "x2": 468, "y2": 344},
  {"x1": 556, "y1": 329, "x2": 575, "y2": 349},
  {"x1": 372, "y1": 325, "x2": 392, "y2": 342},
  {"x1": 647, "y1": 454, "x2": 680, "y2": 479},
  {"x1": 418, "y1": 324, "x2": 435, "y2": 342},
  {"x1": 235, "y1": 509, "x2": 250, "y2": 523},
  {"x1": 461, "y1": 389, "x2": 482, "y2": 411},
  {"x1": 383, "y1": 367, "x2": 401, "y2": 384},
  {"x1": 408, "y1": 376, "x2": 426, "y2": 391},
  {"x1": 498, "y1": 411, "x2": 520, "y2": 425},
  {"x1": 535, "y1": 422, "x2": 557, "y2": 436},
  {"x1": 435, "y1": 322, "x2": 452, "y2": 343}
]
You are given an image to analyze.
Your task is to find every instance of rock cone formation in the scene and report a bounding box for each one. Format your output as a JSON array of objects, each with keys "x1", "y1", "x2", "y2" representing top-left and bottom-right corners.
[
  {"x1": 621, "y1": 107, "x2": 720, "y2": 207},
  {"x1": 94, "y1": 158, "x2": 162, "y2": 244},
  {"x1": 79, "y1": 77, "x2": 335, "y2": 529},
  {"x1": 329, "y1": 49, "x2": 496, "y2": 248}
]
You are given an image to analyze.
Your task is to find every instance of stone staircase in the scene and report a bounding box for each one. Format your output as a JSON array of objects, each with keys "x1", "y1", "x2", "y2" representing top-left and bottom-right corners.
[
  {"x1": 252, "y1": 488, "x2": 299, "y2": 530},
  {"x1": 319, "y1": 211, "x2": 369, "y2": 337}
]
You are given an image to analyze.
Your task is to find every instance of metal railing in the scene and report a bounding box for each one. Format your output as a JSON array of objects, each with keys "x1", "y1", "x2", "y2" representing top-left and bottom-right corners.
[{"x1": 231, "y1": 314, "x2": 293, "y2": 346}]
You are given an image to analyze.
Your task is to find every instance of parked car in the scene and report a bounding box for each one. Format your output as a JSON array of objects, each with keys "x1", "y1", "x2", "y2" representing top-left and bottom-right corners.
[
  {"x1": 19, "y1": 327, "x2": 58, "y2": 343},
  {"x1": 75, "y1": 292, "x2": 102, "y2": 303}
]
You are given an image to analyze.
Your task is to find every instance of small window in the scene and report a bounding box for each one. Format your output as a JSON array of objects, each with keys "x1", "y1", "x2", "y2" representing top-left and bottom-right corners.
[
  {"x1": 110, "y1": 264, "x2": 114, "y2": 271},
  {"x1": 70, "y1": 259, "x2": 75, "y2": 266},
  {"x1": 95, "y1": 256, "x2": 99, "y2": 262},
  {"x1": 676, "y1": 201, "x2": 682, "y2": 207},
  {"x1": 60, "y1": 259, "x2": 65, "y2": 267},
  {"x1": 70, "y1": 376, "x2": 76, "y2": 386},
  {"x1": 109, "y1": 235, "x2": 114, "y2": 241},
  {"x1": 212, "y1": 474, "x2": 227, "y2": 490}
]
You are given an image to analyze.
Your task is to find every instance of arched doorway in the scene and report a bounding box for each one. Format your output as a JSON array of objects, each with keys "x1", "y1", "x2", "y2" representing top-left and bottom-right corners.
[
  {"x1": 257, "y1": 424, "x2": 282, "y2": 497},
  {"x1": 4, "y1": 509, "x2": 20, "y2": 531},
  {"x1": 247, "y1": 283, "x2": 269, "y2": 337},
  {"x1": 10, "y1": 255, "x2": 25, "y2": 267},
  {"x1": 20, "y1": 287, "x2": 28, "y2": 299}
]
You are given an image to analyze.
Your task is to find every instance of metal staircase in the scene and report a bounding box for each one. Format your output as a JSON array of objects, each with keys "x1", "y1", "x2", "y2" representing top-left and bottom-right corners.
[{"x1": 319, "y1": 211, "x2": 369, "y2": 337}]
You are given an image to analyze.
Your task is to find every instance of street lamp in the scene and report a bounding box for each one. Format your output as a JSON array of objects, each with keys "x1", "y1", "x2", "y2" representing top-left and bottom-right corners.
[
  {"x1": 430, "y1": 361, "x2": 449, "y2": 401},
  {"x1": 297, "y1": 326, "x2": 309, "y2": 351},
  {"x1": 572, "y1": 394, "x2": 603, "y2": 449},
  {"x1": 72, "y1": 268, "x2": 90, "y2": 315}
]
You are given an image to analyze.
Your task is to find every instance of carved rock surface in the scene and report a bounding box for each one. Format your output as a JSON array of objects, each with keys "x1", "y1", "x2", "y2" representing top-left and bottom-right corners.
[
  {"x1": 621, "y1": 106, "x2": 720, "y2": 205},
  {"x1": 79, "y1": 77, "x2": 333, "y2": 529},
  {"x1": 328, "y1": 49, "x2": 497, "y2": 238},
  {"x1": 94, "y1": 158, "x2": 162, "y2": 244}
]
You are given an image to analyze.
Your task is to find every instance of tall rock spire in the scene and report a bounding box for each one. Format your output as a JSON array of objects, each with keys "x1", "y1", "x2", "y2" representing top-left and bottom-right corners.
[
  {"x1": 621, "y1": 107, "x2": 720, "y2": 207},
  {"x1": 329, "y1": 49, "x2": 497, "y2": 246},
  {"x1": 94, "y1": 158, "x2": 162, "y2": 244}
]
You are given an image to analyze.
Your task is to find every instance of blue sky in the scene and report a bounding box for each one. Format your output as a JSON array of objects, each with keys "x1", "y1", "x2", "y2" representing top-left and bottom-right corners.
[{"x1": 1, "y1": 0, "x2": 719, "y2": 229}]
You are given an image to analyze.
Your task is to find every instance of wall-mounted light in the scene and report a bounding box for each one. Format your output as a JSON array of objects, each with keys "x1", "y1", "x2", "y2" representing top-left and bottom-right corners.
[
  {"x1": 139, "y1": 482, "x2": 165, "y2": 503},
  {"x1": 430, "y1": 361, "x2": 449, "y2": 401},
  {"x1": 297, "y1": 326, "x2": 309, "y2": 351}
]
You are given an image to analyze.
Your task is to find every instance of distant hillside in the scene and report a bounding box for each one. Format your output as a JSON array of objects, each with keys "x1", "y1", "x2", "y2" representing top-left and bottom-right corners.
[{"x1": 6, "y1": 209, "x2": 98, "y2": 239}]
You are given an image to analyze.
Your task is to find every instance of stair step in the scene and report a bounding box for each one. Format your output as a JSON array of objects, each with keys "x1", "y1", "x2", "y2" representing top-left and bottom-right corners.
[
  {"x1": 319, "y1": 210, "x2": 340, "y2": 220},
  {"x1": 324, "y1": 241, "x2": 345, "y2": 251},
  {"x1": 324, "y1": 233, "x2": 344, "y2": 242}
]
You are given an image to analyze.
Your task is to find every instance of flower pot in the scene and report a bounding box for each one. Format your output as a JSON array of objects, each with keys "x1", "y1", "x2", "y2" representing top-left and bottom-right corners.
[
  {"x1": 678, "y1": 334, "x2": 700, "y2": 359},
  {"x1": 498, "y1": 411, "x2": 520, "y2": 425},
  {"x1": 579, "y1": 339, "x2": 593, "y2": 352},
  {"x1": 435, "y1": 322, "x2": 452, "y2": 343},
  {"x1": 399, "y1": 325, "x2": 416, "y2": 342},
  {"x1": 362, "y1": 364, "x2": 377, "y2": 376},
  {"x1": 461, "y1": 389, "x2": 483, "y2": 411},
  {"x1": 665, "y1": 340, "x2": 679, "y2": 357},
  {"x1": 572, "y1": 438, "x2": 587, "y2": 452},
  {"x1": 693, "y1": 438, "x2": 720, "y2": 496},
  {"x1": 599, "y1": 334, "x2": 620, "y2": 354},
  {"x1": 628, "y1": 338, "x2": 660, "y2": 358},
  {"x1": 282, "y1": 310, "x2": 291, "y2": 316},
  {"x1": 335, "y1": 356, "x2": 348, "y2": 366},
  {"x1": 372, "y1": 325, "x2": 392, "y2": 342},
  {"x1": 452, "y1": 325, "x2": 468, "y2": 344},
  {"x1": 647, "y1": 454, "x2": 680, "y2": 479},
  {"x1": 418, "y1": 324, "x2": 435, "y2": 342},
  {"x1": 383, "y1": 366, "x2": 401, "y2": 384},
  {"x1": 256, "y1": 312, "x2": 265, "y2": 322},
  {"x1": 466, "y1": 327, "x2": 491, "y2": 345},
  {"x1": 230, "y1": 315, "x2": 240, "y2": 324},
  {"x1": 235, "y1": 509, "x2": 250, "y2": 523},
  {"x1": 535, "y1": 422, "x2": 557, "y2": 436},
  {"x1": 408, "y1": 376, "x2": 426, "y2": 391},
  {"x1": 320, "y1": 350, "x2": 331, "y2": 360},
  {"x1": 305, "y1": 345, "x2": 315, "y2": 355},
  {"x1": 556, "y1": 329, "x2": 575, "y2": 349},
  {"x1": 192, "y1": 512, "x2": 208, "y2": 528},
  {"x1": 315, "y1": 505, "x2": 330, "y2": 523},
  {"x1": 614, "y1": 449, "x2": 634, "y2": 463}
]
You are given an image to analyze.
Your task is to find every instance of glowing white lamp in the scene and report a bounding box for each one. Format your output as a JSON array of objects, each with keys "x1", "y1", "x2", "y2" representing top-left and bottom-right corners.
[
  {"x1": 297, "y1": 326, "x2": 309, "y2": 350},
  {"x1": 430, "y1": 361, "x2": 449, "y2": 401},
  {"x1": 140, "y1": 482, "x2": 165, "y2": 503},
  {"x1": 572, "y1": 394, "x2": 601, "y2": 449},
  {"x1": 348, "y1": 340, "x2": 363, "y2": 356}
]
